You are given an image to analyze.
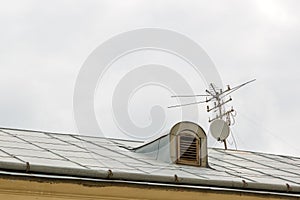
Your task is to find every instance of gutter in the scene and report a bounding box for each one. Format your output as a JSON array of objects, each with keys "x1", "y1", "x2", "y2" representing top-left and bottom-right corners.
[{"x1": 0, "y1": 161, "x2": 299, "y2": 197}]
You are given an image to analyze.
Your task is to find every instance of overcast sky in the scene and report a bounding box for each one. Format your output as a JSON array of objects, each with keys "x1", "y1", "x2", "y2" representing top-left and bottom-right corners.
[{"x1": 0, "y1": 0, "x2": 299, "y2": 156}]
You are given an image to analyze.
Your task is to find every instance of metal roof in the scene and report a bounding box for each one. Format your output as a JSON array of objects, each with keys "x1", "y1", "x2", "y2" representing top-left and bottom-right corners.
[{"x1": 0, "y1": 127, "x2": 299, "y2": 195}]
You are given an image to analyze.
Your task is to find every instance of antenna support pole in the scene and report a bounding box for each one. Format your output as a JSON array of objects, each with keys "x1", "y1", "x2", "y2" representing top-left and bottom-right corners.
[
  {"x1": 209, "y1": 83, "x2": 230, "y2": 150},
  {"x1": 223, "y1": 140, "x2": 228, "y2": 150}
]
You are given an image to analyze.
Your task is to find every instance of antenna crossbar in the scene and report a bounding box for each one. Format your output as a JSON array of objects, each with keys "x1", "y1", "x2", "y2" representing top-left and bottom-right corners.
[
  {"x1": 207, "y1": 97, "x2": 232, "y2": 112},
  {"x1": 208, "y1": 108, "x2": 234, "y2": 123}
]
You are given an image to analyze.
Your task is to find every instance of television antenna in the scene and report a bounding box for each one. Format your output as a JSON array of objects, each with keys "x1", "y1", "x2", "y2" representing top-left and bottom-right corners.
[{"x1": 168, "y1": 79, "x2": 256, "y2": 150}]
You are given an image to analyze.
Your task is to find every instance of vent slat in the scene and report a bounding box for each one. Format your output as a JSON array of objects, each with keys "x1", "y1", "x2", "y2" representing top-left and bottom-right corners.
[
  {"x1": 180, "y1": 145, "x2": 196, "y2": 148},
  {"x1": 181, "y1": 155, "x2": 197, "y2": 159},
  {"x1": 181, "y1": 149, "x2": 196, "y2": 152},
  {"x1": 180, "y1": 146, "x2": 196, "y2": 149},
  {"x1": 181, "y1": 157, "x2": 197, "y2": 161},
  {"x1": 181, "y1": 151, "x2": 197, "y2": 155},
  {"x1": 177, "y1": 135, "x2": 200, "y2": 165},
  {"x1": 181, "y1": 152, "x2": 197, "y2": 155},
  {"x1": 180, "y1": 142, "x2": 197, "y2": 145},
  {"x1": 181, "y1": 152, "x2": 197, "y2": 156},
  {"x1": 180, "y1": 148, "x2": 197, "y2": 151},
  {"x1": 180, "y1": 143, "x2": 196, "y2": 147}
]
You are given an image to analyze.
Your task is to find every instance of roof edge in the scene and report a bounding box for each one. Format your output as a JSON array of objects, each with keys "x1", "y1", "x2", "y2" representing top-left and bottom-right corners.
[{"x1": 0, "y1": 161, "x2": 299, "y2": 195}]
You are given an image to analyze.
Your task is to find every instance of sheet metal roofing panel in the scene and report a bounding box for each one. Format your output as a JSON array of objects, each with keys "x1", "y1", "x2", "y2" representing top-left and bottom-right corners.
[
  {"x1": 0, "y1": 156, "x2": 24, "y2": 163},
  {"x1": 1, "y1": 129, "x2": 51, "y2": 138},
  {"x1": 0, "y1": 134, "x2": 27, "y2": 143},
  {"x1": 16, "y1": 156, "x2": 86, "y2": 169},
  {"x1": 110, "y1": 139, "x2": 144, "y2": 149},
  {"x1": 0, "y1": 147, "x2": 62, "y2": 159},
  {"x1": 0, "y1": 127, "x2": 299, "y2": 194},
  {"x1": 38, "y1": 143, "x2": 85, "y2": 152}
]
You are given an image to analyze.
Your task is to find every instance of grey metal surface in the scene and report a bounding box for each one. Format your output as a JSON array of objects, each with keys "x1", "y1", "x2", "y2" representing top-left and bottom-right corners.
[{"x1": 0, "y1": 127, "x2": 299, "y2": 195}]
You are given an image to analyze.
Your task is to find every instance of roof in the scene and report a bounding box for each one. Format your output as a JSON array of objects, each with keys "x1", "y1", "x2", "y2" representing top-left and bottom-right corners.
[{"x1": 0, "y1": 127, "x2": 299, "y2": 196}]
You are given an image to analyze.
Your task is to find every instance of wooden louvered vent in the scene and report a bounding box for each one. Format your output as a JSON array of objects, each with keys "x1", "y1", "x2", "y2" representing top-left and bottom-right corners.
[{"x1": 176, "y1": 135, "x2": 200, "y2": 166}]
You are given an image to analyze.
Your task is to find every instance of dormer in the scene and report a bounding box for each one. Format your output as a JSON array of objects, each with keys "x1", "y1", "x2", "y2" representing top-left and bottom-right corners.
[
  {"x1": 134, "y1": 121, "x2": 208, "y2": 167},
  {"x1": 170, "y1": 122, "x2": 208, "y2": 167}
]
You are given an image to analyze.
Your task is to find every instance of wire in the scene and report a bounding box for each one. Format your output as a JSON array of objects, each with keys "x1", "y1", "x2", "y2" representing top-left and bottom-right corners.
[
  {"x1": 230, "y1": 111, "x2": 236, "y2": 126},
  {"x1": 230, "y1": 129, "x2": 238, "y2": 150},
  {"x1": 232, "y1": 110, "x2": 237, "y2": 117},
  {"x1": 238, "y1": 111, "x2": 300, "y2": 153},
  {"x1": 230, "y1": 126, "x2": 247, "y2": 149}
]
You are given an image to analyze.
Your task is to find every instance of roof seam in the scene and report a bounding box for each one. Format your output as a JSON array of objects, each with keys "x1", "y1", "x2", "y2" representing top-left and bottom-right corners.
[
  {"x1": 72, "y1": 135, "x2": 153, "y2": 174},
  {"x1": 211, "y1": 151, "x2": 300, "y2": 185},
  {"x1": 254, "y1": 152, "x2": 300, "y2": 171},
  {"x1": 45, "y1": 133, "x2": 113, "y2": 169},
  {"x1": 215, "y1": 149, "x2": 300, "y2": 178},
  {"x1": 1, "y1": 130, "x2": 89, "y2": 170},
  {"x1": 47, "y1": 133, "x2": 150, "y2": 173},
  {"x1": 209, "y1": 162, "x2": 256, "y2": 182}
]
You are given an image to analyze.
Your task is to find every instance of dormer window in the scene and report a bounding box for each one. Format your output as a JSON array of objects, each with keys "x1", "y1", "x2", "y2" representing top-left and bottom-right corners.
[
  {"x1": 134, "y1": 121, "x2": 208, "y2": 167},
  {"x1": 176, "y1": 133, "x2": 200, "y2": 166},
  {"x1": 170, "y1": 121, "x2": 208, "y2": 167}
]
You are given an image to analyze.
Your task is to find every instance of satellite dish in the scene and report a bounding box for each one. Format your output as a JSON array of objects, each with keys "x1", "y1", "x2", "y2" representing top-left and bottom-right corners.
[{"x1": 209, "y1": 119, "x2": 230, "y2": 141}]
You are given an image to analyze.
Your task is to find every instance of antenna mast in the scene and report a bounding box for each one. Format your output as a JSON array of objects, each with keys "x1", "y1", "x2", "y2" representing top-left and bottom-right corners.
[
  {"x1": 169, "y1": 79, "x2": 256, "y2": 150},
  {"x1": 206, "y1": 83, "x2": 234, "y2": 149}
]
